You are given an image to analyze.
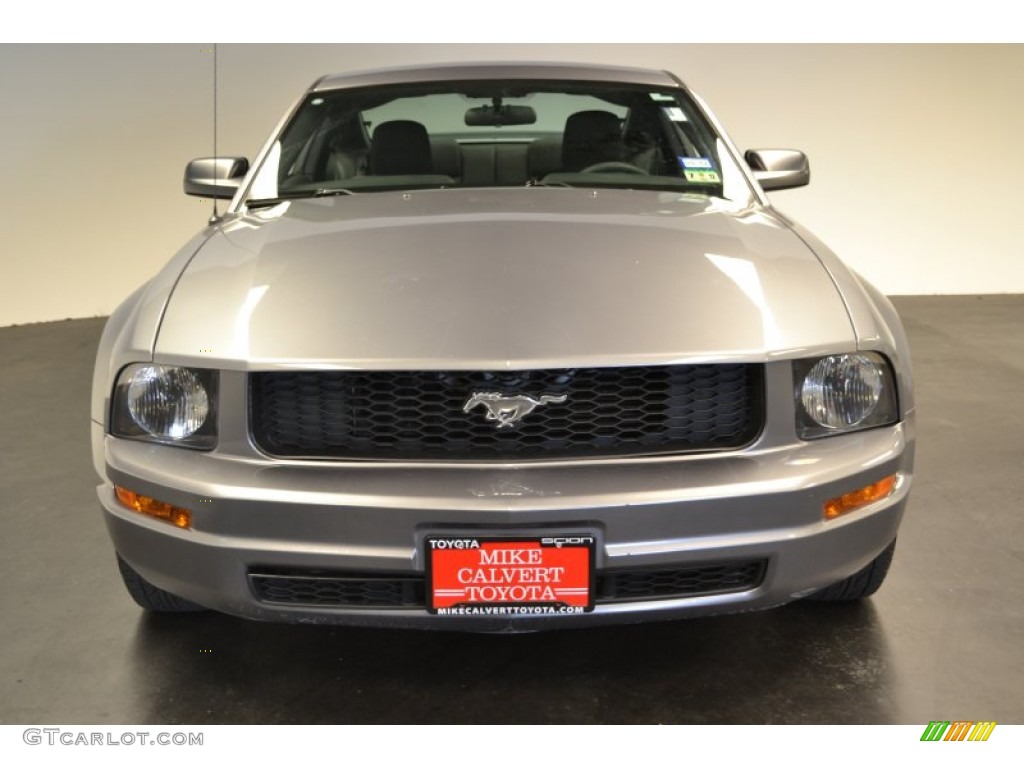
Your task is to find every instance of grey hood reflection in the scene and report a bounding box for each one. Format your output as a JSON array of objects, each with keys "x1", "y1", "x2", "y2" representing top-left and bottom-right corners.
[{"x1": 154, "y1": 188, "x2": 853, "y2": 369}]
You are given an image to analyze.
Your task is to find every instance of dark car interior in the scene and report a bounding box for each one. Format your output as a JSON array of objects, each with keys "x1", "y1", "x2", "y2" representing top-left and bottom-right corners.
[{"x1": 270, "y1": 81, "x2": 722, "y2": 195}]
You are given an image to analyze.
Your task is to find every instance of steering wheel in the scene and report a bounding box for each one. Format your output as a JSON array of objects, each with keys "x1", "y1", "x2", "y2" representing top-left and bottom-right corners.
[{"x1": 580, "y1": 161, "x2": 648, "y2": 175}]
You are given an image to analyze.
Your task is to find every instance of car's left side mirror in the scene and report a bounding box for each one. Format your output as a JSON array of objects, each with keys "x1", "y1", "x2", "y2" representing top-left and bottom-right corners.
[
  {"x1": 744, "y1": 149, "x2": 809, "y2": 191},
  {"x1": 184, "y1": 157, "x2": 250, "y2": 199}
]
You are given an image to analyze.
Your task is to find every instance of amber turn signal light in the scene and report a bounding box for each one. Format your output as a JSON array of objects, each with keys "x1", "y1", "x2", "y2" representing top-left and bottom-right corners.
[
  {"x1": 824, "y1": 475, "x2": 897, "y2": 520},
  {"x1": 114, "y1": 486, "x2": 192, "y2": 529}
]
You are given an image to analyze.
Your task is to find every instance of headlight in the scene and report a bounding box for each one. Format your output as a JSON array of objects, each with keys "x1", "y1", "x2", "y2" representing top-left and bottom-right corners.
[
  {"x1": 794, "y1": 353, "x2": 898, "y2": 439},
  {"x1": 110, "y1": 365, "x2": 218, "y2": 449}
]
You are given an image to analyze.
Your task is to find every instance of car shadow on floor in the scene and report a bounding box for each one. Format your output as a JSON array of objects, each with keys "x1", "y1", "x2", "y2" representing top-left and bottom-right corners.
[{"x1": 128, "y1": 600, "x2": 895, "y2": 724}]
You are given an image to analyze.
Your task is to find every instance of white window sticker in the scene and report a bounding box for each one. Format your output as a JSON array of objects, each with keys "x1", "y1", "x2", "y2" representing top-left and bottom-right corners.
[
  {"x1": 678, "y1": 157, "x2": 720, "y2": 183},
  {"x1": 662, "y1": 106, "x2": 688, "y2": 122},
  {"x1": 679, "y1": 157, "x2": 714, "y2": 169}
]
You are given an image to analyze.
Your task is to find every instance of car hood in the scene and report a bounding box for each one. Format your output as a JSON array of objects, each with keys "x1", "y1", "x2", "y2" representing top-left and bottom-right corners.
[{"x1": 154, "y1": 188, "x2": 854, "y2": 369}]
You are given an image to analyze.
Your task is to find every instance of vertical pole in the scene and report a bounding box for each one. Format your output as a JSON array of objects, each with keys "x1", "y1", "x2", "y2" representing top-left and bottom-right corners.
[{"x1": 211, "y1": 42, "x2": 219, "y2": 224}]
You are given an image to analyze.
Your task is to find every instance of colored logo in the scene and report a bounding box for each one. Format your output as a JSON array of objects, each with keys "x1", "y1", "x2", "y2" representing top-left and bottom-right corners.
[{"x1": 920, "y1": 721, "x2": 996, "y2": 741}]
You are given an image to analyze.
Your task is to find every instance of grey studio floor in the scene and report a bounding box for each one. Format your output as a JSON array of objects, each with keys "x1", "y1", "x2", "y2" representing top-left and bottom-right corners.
[{"x1": 0, "y1": 296, "x2": 1021, "y2": 725}]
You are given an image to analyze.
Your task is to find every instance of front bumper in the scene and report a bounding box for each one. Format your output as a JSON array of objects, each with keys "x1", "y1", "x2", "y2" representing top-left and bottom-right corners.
[{"x1": 95, "y1": 415, "x2": 914, "y2": 632}]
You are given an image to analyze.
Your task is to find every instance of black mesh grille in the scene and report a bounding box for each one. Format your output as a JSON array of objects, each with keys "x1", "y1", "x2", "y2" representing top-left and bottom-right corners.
[
  {"x1": 248, "y1": 561, "x2": 766, "y2": 609},
  {"x1": 596, "y1": 561, "x2": 767, "y2": 603},
  {"x1": 249, "y1": 365, "x2": 763, "y2": 460},
  {"x1": 249, "y1": 571, "x2": 424, "y2": 608}
]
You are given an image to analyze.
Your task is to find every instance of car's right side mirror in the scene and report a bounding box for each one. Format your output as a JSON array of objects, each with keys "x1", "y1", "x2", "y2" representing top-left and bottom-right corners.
[{"x1": 744, "y1": 149, "x2": 810, "y2": 191}]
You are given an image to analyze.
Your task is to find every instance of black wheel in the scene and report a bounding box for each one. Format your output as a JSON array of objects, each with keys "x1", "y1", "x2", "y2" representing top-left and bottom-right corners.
[
  {"x1": 116, "y1": 555, "x2": 207, "y2": 613},
  {"x1": 805, "y1": 539, "x2": 896, "y2": 602},
  {"x1": 579, "y1": 161, "x2": 648, "y2": 175}
]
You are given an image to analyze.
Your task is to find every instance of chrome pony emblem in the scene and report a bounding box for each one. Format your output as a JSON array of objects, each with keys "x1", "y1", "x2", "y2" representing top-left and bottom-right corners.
[{"x1": 463, "y1": 392, "x2": 568, "y2": 429}]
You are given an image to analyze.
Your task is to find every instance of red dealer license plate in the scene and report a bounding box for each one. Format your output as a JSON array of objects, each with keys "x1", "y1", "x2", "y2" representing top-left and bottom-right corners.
[{"x1": 427, "y1": 536, "x2": 595, "y2": 615}]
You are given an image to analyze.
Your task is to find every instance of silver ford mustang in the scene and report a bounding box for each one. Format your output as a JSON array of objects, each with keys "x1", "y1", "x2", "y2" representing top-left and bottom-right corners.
[{"x1": 91, "y1": 62, "x2": 914, "y2": 631}]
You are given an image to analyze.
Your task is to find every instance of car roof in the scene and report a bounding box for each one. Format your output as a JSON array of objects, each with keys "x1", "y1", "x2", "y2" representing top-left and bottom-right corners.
[{"x1": 312, "y1": 62, "x2": 684, "y2": 92}]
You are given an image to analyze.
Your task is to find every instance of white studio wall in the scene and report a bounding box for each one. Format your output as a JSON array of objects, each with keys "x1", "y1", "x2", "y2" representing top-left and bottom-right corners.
[{"x1": 1, "y1": 43, "x2": 1022, "y2": 327}]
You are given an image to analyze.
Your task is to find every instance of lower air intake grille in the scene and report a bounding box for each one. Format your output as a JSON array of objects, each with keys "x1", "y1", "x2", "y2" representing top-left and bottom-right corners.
[
  {"x1": 596, "y1": 561, "x2": 767, "y2": 603},
  {"x1": 249, "y1": 571, "x2": 424, "y2": 608},
  {"x1": 248, "y1": 560, "x2": 766, "y2": 609}
]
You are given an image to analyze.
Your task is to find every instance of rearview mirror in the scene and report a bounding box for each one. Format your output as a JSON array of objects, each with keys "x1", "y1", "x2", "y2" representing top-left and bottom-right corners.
[
  {"x1": 464, "y1": 105, "x2": 537, "y2": 127},
  {"x1": 744, "y1": 149, "x2": 809, "y2": 191},
  {"x1": 184, "y1": 157, "x2": 249, "y2": 199}
]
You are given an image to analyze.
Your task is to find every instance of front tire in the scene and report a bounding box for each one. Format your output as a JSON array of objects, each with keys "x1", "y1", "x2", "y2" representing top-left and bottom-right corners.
[
  {"x1": 116, "y1": 555, "x2": 207, "y2": 613},
  {"x1": 805, "y1": 539, "x2": 896, "y2": 602}
]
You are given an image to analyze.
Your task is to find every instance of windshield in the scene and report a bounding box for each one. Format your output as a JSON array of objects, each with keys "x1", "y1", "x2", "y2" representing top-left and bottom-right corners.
[{"x1": 243, "y1": 79, "x2": 754, "y2": 204}]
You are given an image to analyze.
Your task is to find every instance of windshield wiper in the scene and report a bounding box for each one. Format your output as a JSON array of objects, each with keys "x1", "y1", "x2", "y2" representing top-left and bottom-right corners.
[
  {"x1": 525, "y1": 179, "x2": 572, "y2": 188},
  {"x1": 245, "y1": 188, "x2": 355, "y2": 209}
]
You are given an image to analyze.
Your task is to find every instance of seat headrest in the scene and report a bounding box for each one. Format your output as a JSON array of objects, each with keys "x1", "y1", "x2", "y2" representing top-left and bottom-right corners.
[
  {"x1": 370, "y1": 120, "x2": 433, "y2": 175},
  {"x1": 562, "y1": 110, "x2": 623, "y2": 171}
]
